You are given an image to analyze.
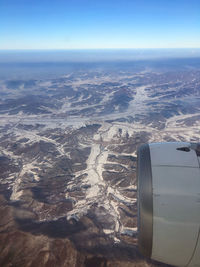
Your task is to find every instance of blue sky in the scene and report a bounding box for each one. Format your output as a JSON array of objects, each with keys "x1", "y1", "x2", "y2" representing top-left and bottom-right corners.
[{"x1": 1, "y1": 0, "x2": 200, "y2": 49}]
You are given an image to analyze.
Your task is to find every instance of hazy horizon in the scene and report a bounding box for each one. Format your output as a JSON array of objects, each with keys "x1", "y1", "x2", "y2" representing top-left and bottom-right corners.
[{"x1": 1, "y1": 48, "x2": 200, "y2": 64}]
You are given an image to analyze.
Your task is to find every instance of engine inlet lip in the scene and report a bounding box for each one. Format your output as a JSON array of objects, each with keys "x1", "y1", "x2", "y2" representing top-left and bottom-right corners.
[{"x1": 137, "y1": 144, "x2": 153, "y2": 258}]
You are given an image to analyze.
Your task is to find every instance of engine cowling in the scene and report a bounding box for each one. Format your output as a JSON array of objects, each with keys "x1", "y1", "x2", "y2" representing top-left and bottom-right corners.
[{"x1": 137, "y1": 142, "x2": 200, "y2": 267}]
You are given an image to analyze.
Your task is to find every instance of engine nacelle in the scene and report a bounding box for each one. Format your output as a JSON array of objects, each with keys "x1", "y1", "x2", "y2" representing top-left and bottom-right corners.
[{"x1": 137, "y1": 142, "x2": 200, "y2": 267}]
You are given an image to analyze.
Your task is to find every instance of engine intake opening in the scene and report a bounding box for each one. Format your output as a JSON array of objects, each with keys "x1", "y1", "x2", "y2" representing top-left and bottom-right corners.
[{"x1": 137, "y1": 144, "x2": 153, "y2": 258}]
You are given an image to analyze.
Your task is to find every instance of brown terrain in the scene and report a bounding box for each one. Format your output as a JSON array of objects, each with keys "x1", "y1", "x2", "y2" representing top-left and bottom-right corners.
[{"x1": 0, "y1": 61, "x2": 200, "y2": 266}]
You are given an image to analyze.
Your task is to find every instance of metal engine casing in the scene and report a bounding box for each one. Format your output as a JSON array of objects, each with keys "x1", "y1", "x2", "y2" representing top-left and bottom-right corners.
[{"x1": 137, "y1": 142, "x2": 200, "y2": 267}]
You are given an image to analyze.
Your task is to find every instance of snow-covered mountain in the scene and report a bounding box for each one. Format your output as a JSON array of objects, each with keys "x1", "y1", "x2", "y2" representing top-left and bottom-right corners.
[{"x1": 0, "y1": 59, "x2": 200, "y2": 266}]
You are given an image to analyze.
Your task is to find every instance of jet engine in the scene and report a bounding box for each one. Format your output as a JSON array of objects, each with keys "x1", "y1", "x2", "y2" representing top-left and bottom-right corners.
[{"x1": 137, "y1": 142, "x2": 200, "y2": 267}]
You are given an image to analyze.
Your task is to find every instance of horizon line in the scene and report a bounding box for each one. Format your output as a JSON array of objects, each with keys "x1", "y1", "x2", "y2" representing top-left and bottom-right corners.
[{"x1": 0, "y1": 47, "x2": 200, "y2": 51}]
